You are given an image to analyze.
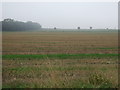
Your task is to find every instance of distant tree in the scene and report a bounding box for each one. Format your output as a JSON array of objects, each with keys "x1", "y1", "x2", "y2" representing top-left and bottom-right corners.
[
  {"x1": 54, "y1": 27, "x2": 56, "y2": 29},
  {"x1": 90, "y1": 27, "x2": 92, "y2": 29},
  {"x1": 4, "y1": 18, "x2": 14, "y2": 22},
  {"x1": 1, "y1": 18, "x2": 42, "y2": 31},
  {"x1": 77, "y1": 27, "x2": 80, "y2": 29}
]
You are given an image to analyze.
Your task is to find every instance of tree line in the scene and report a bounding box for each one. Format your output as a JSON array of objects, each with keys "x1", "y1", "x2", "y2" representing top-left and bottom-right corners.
[{"x1": 0, "y1": 18, "x2": 42, "y2": 31}]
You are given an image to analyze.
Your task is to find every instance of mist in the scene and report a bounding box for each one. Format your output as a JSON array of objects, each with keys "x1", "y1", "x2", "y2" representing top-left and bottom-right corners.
[{"x1": 2, "y1": 2, "x2": 118, "y2": 29}]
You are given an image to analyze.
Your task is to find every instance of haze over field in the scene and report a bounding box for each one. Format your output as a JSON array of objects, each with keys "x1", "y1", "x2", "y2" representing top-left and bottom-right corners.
[
  {"x1": 2, "y1": 2, "x2": 118, "y2": 29},
  {"x1": 2, "y1": 2, "x2": 118, "y2": 88}
]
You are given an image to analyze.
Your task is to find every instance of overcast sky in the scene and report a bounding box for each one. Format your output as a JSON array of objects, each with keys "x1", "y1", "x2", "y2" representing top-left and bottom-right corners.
[{"x1": 2, "y1": 2, "x2": 118, "y2": 29}]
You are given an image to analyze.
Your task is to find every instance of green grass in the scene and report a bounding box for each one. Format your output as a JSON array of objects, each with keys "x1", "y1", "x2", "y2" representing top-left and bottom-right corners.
[{"x1": 3, "y1": 53, "x2": 118, "y2": 60}]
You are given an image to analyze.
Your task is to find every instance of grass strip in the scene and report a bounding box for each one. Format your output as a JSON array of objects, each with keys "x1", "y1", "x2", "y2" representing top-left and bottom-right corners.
[{"x1": 2, "y1": 53, "x2": 118, "y2": 60}]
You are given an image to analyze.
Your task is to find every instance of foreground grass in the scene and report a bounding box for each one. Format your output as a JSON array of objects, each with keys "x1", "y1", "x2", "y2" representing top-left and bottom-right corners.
[
  {"x1": 3, "y1": 58, "x2": 118, "y2": 88},
  {"x1": 2, "y1": 53, "x2": 118, "y2": 60}
]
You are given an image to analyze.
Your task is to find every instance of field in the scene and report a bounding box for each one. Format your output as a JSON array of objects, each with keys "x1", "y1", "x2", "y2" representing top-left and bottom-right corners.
[{"x1": 2, "y1": 31, "x2": 118, "y2": 88}]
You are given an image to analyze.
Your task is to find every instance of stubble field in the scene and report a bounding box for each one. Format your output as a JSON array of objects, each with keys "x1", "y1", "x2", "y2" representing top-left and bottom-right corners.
[{"x1": 2, "y1": 31, "x2": 118, "y2": 88}]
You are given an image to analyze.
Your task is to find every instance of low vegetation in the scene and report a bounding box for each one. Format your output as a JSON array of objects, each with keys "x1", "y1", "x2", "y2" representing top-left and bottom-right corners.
[
  {"x1": 3, "y1": 53, "x2": 118, "y2": 60},
  {"x1": 2, "y1": 31, "x2": 118, "y2": 88}
]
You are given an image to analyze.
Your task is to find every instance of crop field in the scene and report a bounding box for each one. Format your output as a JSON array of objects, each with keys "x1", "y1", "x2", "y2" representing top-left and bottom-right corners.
[{"x1": 2, "y1": 31, "x2": 118, "y2": 88}]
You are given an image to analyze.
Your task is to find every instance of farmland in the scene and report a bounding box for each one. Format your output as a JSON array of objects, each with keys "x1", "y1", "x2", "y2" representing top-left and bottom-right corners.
[{"x1": 2, "y1": 31, "x2": 118, "y2": 88}]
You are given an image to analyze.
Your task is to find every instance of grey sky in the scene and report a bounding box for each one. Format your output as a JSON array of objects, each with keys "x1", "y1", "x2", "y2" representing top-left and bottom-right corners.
[{"x1": 2, "y1": 2, "x2": 118, "y2": 29}]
